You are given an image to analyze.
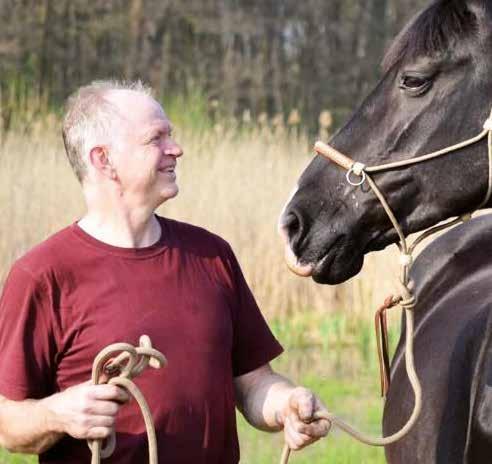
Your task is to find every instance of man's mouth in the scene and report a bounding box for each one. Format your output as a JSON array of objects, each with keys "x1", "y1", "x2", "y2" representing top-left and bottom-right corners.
[{"x1": 157, "y1": 165, "x2": 176, "y2": 173}]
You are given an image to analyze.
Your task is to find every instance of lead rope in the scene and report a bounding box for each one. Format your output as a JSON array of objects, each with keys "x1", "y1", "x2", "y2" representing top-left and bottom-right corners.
[
  {"x1": 87, "y1": 335, "x2": 167, "y2": 464},
  {"x1": 280, "y1": 109, "x2": 492, "y2": 463}
]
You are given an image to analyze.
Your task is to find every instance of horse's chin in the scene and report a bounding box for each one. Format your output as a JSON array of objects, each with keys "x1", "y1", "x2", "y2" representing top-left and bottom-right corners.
[{"x1": 311, "y1": 252, "x2": 364, "y2": 285}]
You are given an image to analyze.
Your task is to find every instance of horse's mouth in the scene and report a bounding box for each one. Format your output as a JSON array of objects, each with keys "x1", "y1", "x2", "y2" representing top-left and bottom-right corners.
[
  {"x1": 362, "y1": 228, "x2": 396, "y2": 254},
  {"x1": 284, "y1": 232, "x2": 343, "y2": 278},
  {"x1": 284, "y1": 244, "x2": 315, "y2": 276},
  {"x1": 284, "y1": 226, "x2": 392, "y2": 284},
  {"x1": 311, "y1": 237, "x2": 342, "y2": 278},
  {"x1": 285, "y1": 235, "x2": 361, "y2": 284},
  {"x1": 312, "y1": 245, "x2": 364, "y2": 284}
]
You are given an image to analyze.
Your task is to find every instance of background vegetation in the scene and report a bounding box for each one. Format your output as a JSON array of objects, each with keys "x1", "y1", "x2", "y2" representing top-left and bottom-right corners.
[
  {"x1": 0, "y1": 0, "x2": 432, "y2": 462},
  {"x1": 1, "y1": 0, "x2": 427, "y2": 132}
]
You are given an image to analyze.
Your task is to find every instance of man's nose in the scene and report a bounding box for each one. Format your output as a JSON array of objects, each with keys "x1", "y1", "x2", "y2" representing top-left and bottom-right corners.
[{"x1": 164, "y1": 139, "x2": 184, "y2": 158}]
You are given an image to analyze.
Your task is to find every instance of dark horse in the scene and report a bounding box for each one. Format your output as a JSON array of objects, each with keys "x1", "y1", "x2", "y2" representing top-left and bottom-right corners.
[{"x1": 279, "y1": 0, "x2": 492, "y2": 462}]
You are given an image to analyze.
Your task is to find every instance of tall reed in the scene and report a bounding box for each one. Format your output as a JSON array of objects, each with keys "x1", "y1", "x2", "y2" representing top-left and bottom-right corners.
[{"x1": 0, "y1": 117, "x2": 401, "y2": 326}]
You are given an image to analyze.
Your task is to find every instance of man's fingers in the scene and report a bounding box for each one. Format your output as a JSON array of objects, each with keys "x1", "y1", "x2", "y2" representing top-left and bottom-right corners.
[
  {"x1": 282, "y1": 387, "x2": 330, "y2": 451},
  {"x1": 89, "y1": 384, "x2": 130, "y2": 403},
  {"x1": 289, "y1": 387, "x2": 315, "y2": 422},
  {"x1": 288, "y1": 414, "x2": 310, "y2": 435},
  {"x1": 284, "y1": 416, "x2": 314, "y2": 450},
  {"x1": 86, "y1": 426, "x2": 113, "y2": 440},
  {"x1": 86, "y1": 400, "x2": 120, "y2": 416},
  {"x1": 289, "y1": 412, "x2": 330, "y2": 437},
  {"x1": 88, "y1": 415, "x2": 116, "y2": 428},
  {"x1": 301, "y1": 418, "x2": 331, "y2": 438}
]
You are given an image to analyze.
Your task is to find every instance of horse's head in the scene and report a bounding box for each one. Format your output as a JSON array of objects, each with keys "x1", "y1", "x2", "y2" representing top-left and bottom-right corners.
[{"x1": 279, "y1": 0, "x2": 492, "y2": 285}]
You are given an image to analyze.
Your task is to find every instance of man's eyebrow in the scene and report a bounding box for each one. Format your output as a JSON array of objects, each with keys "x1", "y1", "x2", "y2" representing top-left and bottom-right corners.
[{"x1": 142, "y1": 123, "x2": 172, "y2": 140}]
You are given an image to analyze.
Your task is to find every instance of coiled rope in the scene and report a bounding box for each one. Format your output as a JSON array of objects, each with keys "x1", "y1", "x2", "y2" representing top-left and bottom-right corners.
[{"x1": 87, "y1": 335, "x2": 166, "y2": 464}]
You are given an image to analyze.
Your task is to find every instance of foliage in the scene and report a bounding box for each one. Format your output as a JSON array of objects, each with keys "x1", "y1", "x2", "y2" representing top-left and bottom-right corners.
[{"x1": 0, "y1": 0, "x2": 428, "y2": 132}]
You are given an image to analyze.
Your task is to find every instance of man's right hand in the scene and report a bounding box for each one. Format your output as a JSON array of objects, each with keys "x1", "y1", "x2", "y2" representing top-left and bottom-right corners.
[{"x1": 40, "y1": 381, "x2": 130, "y2": 440}]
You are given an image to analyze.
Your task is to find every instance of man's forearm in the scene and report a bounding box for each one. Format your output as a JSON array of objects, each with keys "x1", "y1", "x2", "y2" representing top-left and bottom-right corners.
[
  {"x1": 0, "y1": 395, "x2": 63, "y2": 454},
  {"x1": 235, "y1": 369, "x2": 295, "y2": 431}
]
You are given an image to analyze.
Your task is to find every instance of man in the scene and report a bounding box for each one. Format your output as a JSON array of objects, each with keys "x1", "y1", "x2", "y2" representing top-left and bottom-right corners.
[{"x1": 0, "y1": 81, "x2": 329, "y2": 463}]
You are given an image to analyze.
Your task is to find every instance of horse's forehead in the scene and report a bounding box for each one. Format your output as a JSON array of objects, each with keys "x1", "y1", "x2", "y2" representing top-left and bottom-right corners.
[{"x1": 382, "y1": 0, "x2": 481, "y2": 73}]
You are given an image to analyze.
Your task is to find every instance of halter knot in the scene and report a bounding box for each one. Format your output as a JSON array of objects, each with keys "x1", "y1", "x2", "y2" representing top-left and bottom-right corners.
[
  {"x1": 352, "y1": 162, "x2": 366, "y2": 176},
  {"x1": 399, "y1": 253, "x2": 413, "y2": 266},
  {"x1": 400, "y1": 295, "x2": 416, "y2": 311}
]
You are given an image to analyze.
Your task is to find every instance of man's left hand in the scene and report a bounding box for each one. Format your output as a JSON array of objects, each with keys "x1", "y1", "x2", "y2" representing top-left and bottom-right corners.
[{"x1": 277, "y1": 387, "x2": 331, "y2": 450}]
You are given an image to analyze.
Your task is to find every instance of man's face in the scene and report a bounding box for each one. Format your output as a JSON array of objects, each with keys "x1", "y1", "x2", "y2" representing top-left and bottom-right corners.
[{"x1": 106, "y1": 90, "x2": 183, "y2": 208}]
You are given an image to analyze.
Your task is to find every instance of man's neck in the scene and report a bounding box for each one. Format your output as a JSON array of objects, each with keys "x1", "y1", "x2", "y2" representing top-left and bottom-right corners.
[{"x1": 77, "y1": 207, "x2": 162, "y2": 249}]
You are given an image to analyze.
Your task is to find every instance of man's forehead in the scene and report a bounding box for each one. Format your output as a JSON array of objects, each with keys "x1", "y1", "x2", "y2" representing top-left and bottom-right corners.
[{"x1": 105, "y1": 89, "x2": 167, "y2": 125}]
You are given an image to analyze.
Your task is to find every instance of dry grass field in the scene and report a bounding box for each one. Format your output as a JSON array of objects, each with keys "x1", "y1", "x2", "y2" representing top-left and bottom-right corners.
[
  {"x1": 0, "y1": 118, "x2": 401, "y2": 324},
  {"x1": 0, "y1": 114, "x2": 407, "y2": 464}
]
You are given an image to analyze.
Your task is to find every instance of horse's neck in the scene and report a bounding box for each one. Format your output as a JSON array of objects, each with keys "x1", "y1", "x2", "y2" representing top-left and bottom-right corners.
[{"x1": 411, "y1": 214, "x2": 492, "y2": 309}]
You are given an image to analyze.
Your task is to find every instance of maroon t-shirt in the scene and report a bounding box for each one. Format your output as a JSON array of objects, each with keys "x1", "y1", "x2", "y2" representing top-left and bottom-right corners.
[{"x1": 0, "y1": 215, "x2": 283, "y2": 463}]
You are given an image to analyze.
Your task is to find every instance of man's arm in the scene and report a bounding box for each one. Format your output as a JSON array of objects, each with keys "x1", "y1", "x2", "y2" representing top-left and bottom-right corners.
[
  {"x1": 0, "y1": 394, "x2": 63, "y2": 454},
  {"x1": 234, "y1": 363, "x2": 330, "y2": 450},
  {"x1": 0, "y1": 382, "x2": 129, "y2": 454}
]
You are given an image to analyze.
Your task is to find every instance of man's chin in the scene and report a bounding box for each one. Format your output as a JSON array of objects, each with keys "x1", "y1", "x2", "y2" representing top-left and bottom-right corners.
[{"x1": 158, "y1": 185, "x2": 179, "y2": 203}]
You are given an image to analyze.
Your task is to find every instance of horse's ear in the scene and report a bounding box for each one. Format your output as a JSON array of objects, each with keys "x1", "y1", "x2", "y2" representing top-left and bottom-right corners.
[{"x1": 465, "y1": 0, "x2": 492, "y2": 35}]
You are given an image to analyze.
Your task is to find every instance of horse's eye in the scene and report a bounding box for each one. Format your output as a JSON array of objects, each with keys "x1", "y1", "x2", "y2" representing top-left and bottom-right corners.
[{"x1": 399, "y1": 73, "x2": 433, "y2": 96}]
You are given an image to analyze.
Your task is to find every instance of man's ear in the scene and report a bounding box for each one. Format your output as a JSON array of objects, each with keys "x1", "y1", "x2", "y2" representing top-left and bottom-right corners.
[{"x1": 89, "y1": 146, "x2": 118, "y2": 180}]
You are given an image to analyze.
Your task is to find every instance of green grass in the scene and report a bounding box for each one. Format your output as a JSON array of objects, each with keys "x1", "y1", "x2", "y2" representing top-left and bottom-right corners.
[
  {"x1": 0, "y1": 450, "x2": 35, "y2": 464},
  {"x1": 237, "y1": 362, "x2": 387, "y2": 464}
]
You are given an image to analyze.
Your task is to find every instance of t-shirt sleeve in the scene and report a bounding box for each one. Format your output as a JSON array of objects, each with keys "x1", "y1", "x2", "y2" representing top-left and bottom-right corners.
[
  {"x1": 0, "y1": 264, "x2": 58, "y2": 400},
  {"x1": 222, "y1": 244, "x2": 283, "y2": 377}
]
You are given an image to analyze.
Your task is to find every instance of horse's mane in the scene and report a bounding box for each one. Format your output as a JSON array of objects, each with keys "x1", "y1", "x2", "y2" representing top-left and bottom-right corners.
[{"x1": 382, "y1": 0, "x2": 478, "y2": 73}]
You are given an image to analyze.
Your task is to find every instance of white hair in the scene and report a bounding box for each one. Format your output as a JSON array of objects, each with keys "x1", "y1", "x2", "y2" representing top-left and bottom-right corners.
[{"x1": 62, "y1": 79, "x2": 154, "y2": 183}]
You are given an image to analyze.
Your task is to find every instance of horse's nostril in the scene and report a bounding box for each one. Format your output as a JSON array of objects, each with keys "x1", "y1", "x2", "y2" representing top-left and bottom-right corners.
[
  {"x1": 280, "y1": 210, "x2": 305, "y2": 253},
  {"x1": 284, "y1": 212, "x2": 300, "y2": 234}
]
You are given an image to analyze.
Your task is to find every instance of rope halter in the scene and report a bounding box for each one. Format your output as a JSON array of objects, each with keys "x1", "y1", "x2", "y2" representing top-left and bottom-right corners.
[{"x1": 280, "y1": 108, "x2": 492, "y2": 463}]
